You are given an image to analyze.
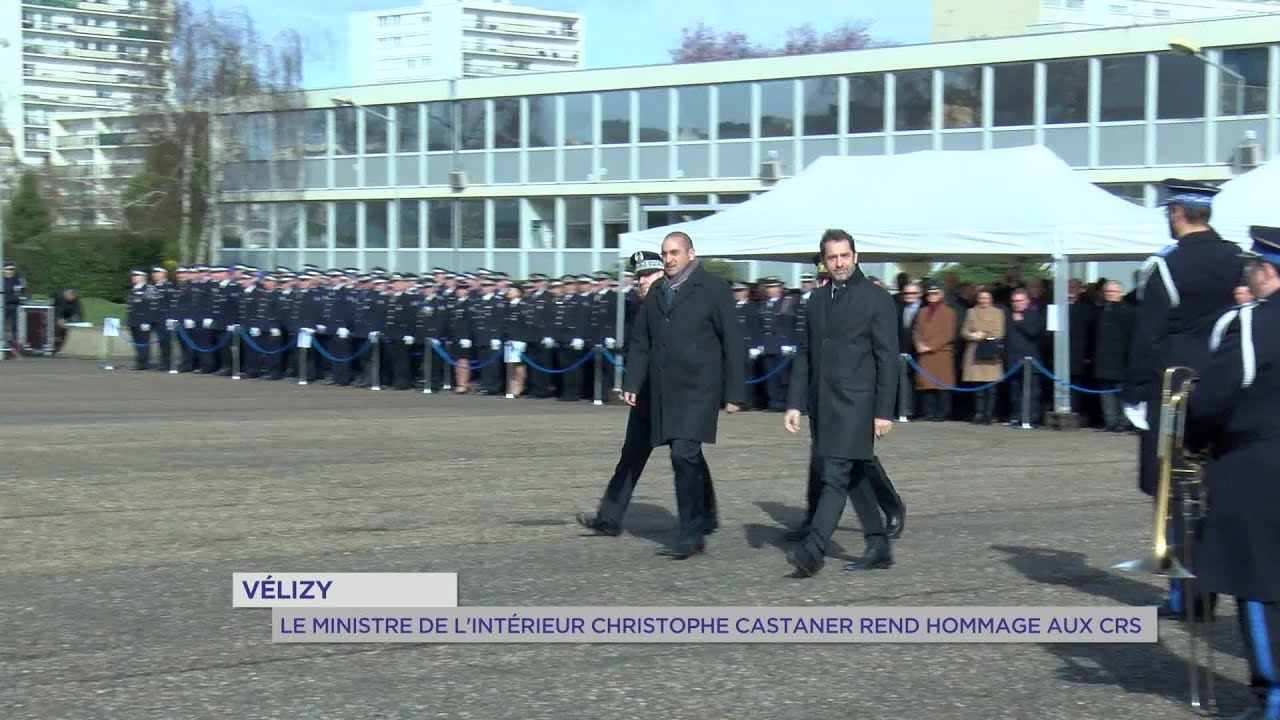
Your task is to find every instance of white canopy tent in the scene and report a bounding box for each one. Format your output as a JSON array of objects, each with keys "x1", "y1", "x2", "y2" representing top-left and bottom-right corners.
[
  {"x1": 613, "y1": 145, "x2": 1173, "y2": 422},
  {"x1": 1203, "y1": 157, "x2": 1280, "y2": 248}
]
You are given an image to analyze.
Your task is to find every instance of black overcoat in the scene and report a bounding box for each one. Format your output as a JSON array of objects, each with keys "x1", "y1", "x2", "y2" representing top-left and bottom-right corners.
[
  {"x1": 786, "y1": 268, "x2": 898, "y2": 460},
  {"x1": 623, "y1": 264, "x2": 747, "y2": 446}
]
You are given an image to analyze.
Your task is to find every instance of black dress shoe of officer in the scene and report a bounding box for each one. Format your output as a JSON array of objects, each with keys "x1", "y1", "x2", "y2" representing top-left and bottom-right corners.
[
  {"x1": 656, "y1": 541, "x2": 704, "y2": 559},
  {"x1": 785, "y1": 545, "x2": 822, "y2": 578},
  {"x1": 575, "y1": 512, "x2": 620, "y2": 537},
  {"x1": 843, "y1": 537, "x2": 893, "y2": 571},
  {"x1": 885, "y1": 507, "x2": 905, "y2": 539}
]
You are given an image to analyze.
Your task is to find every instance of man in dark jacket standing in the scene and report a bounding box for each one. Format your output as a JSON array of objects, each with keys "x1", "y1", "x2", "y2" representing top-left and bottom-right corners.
[
  {"x1": 783, "y1": 229, "x2": 898, "y2": 577},
  {"x1": 623, "y1": 232, "x2": 747, "y2": 559}
]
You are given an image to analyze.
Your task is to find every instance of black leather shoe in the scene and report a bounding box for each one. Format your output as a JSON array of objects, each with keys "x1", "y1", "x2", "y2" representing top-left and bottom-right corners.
[
  {"x1": 785, "y1": 546, "x2": 821, "y2": 578},
  {"x1": 844, "y1": 538, "x2": 893, "y2": 571},
  {"x1": 656, "y1": 542, "x2": 704, "y2": 560},
  {"x1": 575, "y1": 512, "x2": 620, "y2": 537},
  {"x1": 886, "y1": 508, "x2": 905, "y2": 539}
]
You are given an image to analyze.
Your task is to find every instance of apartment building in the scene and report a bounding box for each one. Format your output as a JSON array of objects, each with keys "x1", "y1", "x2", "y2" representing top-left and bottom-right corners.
[
  {"x1": 47, "y1": 111, "x2": 159, "y2": 227},
  {"x1": 932, "y1": 0, "x2": 1280, "y2": 41}
]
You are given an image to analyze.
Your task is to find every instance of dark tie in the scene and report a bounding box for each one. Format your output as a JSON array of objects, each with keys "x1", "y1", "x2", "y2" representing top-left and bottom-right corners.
[{"x1": 664, "y1": 284, "x2": 674, "y2": 305}]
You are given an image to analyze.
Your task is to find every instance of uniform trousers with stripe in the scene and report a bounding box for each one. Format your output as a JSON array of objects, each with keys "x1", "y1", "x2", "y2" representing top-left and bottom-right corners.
[{"x1": 1239, "y1": 599, "x2": 1280, "y2": 718}]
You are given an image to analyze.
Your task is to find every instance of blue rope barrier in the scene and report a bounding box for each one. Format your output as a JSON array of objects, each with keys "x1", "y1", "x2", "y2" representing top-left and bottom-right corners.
[
  {"x1": 237, "y1": 328, "x2": 292, "y2": 356},
  {"x1": 310, "y1": 336, "x2": 372, "y2": 363},
  {"x1": 518, "y1": 348, "x2": 595, "y2": 374},
  {"x1": 904, "y1": 354, "x2": 1023, "y2": 392},
  {"x1": 176, "y1": 325, "x2": 232, "y2": 353},
  {"x1": 1028, "y1": 357, "x2": 1122, "y2": 394},
  {"x1": 431, "y1": 343, "x2": 503, "y2": 371},
  {"x1": 599, "y1": 347, "x2": 792, "y2": 385}
]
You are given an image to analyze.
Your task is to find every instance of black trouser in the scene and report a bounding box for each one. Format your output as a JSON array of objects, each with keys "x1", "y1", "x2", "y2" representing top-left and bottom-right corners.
[
  {"x1": 972, "y1": 386, "x2": 997, "y2": 422},
  {"x1": 261, "y1": 333, "x2": 284, "y2": 378},
  {"x1": 1098, "y1": 382, "x2": 1124, "y2": 428},
  {"x1": 556, "y1": 347, "x2": 583, "y2": 401},
  {"x1": 198, "y1": 327, "x2": 220, "y2": 373},
  {"x1": 390, "y1": 340, "x2": 412, "y2": 390},
  {"x1": 527, "y1": 346, "x2": 555, "y2": 397},
  {"x1": 153, "y1": 327, "x2": 172, "y2": 370},
  {"x1": 2, "y1": 304, "x2": 16, "y2": 344},
  {"x1": 668, "y1": 439, "x2": 716, "y2": 550},
  {"x1": 800, "y1": 457, "x2": 887, "y2": 568},
  {"x1": 1008, "y1": 372, "x2": 1041, "y2": 424},
  {"x1": 130, "y1": 325, "x2": 150, "y2": 369},
  {"x1": 239, "y1": 331, "x2": 259, "y2": 377},
  {"x1": 762, "y1": 354, "x2": 789, "y2": 410},
  {"x1": 1237, "y1": 598, "x2": 1280, "y2": 715},
  {"x1": 803, "y1": 454, "x2": 902, "y2": 527},
  {"x1": 596, "y1": 406, "x2": 656, "y2": 530},
  {"x1": 179, "y1": 324, "x2": 196, "y2": 371},
  {"x1": 480, "y1": 341, "x2": 503, "y2": 394},
  {"x1": 921, "y1": 389, "x2": 952, "y2": 421}
]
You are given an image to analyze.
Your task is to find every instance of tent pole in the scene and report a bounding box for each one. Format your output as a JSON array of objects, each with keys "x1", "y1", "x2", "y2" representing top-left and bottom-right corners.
[
  {"x1": 1047, "y1": 234, "x2": 1079, "y2": 430},
  {"x1": 613, "y1": 253, "x2": 626, "y2": 393}
]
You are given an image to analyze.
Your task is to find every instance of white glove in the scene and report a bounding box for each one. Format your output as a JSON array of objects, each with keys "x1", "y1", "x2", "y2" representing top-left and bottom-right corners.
[
  {"x1": 748, "y1": 347, "x2": 762, "y2": 359},
  {"x1": 269, "y1": 328, "x2": 282, "y2": 337},
  {"x1": 1123, "y1": 402, "x2": 1149, "y2": 431},
  {"x1": 226, "y1": 325, "x2": 236, "y2": 332},
  {"x1": 316, "y1": 324, "x2": 328, "y2": 333},
  {"x1": 403, "y1": 335, "x2": 414, "y2": 345},
  {"x1": 337, "y1": 327, "x2": 350, "y2": 339},
  {"x1": 140, "y1": 323, "x2": 151, "y2": 332},
  {"x1": 542, "y1": 337, "x2": 555, "y2": 349},
  {"x1": 571, "y1": 338, "x2": 584, "y2": 351},
  {"x1": 368, "y1": 331, "x2": 379, "y2": 340},
  {"x1": 430, "y1": 338, "x2": 441, "y2": 347},
  {"x1": 183, "y1": 319, "x2": 195, "y2": 329},
  {"x1": 605, "y1": 338, "x2": 616, "y2": 349},
  {"x1": 302, "y1": 327, "x2": 315, "y2": 335},
  {"x1": 460, "y1": 338, "x2": 472, "y2": 349},
  {"x1": 202, "y1": 318, "x2": 213, "y2": 329},
  {"x1": 165, "y1": 319, "x2": 176, "y2": 330},
  {"x1": 781, "y1": 345, "x2": 796, "y2": 356},
  {"x1": 514, "y1": 341, "x2": 527, "y2": 352},
  {"x1": 490, "y1": 338, "x2": 501, "y2": 350},
  {"x1": 250, "y1": 327, "x2": 261, "y2": 337}
]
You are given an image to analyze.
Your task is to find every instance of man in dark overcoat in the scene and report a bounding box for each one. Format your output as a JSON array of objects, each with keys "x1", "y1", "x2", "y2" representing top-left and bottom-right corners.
[
  {"x1": 783, "y1": 229, "x2": 898, "y2": 577},
  {"x1": 623, "y1": 232, "x2": 748, "y2": 559}
]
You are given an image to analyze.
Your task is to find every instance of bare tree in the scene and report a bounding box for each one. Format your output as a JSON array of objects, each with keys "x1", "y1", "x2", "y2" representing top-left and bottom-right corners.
[{"x1": 671, "y1": 20, "x2": 890, "y2": 64}]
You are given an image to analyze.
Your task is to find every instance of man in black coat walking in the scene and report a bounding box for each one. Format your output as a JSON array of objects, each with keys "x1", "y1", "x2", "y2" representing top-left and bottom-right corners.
[
  {"x1": 623, "y1": 232, "x2": 748, "y2": 559},
  {"x1": 783, "y1": 229, "x2": 898, "y2": 577}
]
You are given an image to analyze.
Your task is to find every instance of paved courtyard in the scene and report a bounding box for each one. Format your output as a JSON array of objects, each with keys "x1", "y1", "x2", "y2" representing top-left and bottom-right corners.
[{"x1": 0, "y1": 359, "x2": 1252, "y2": 719}]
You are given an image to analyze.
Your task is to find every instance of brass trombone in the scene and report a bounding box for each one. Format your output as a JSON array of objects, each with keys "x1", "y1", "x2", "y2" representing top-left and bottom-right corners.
[{"x1": 1113, "y1": 366, "x2": 1216, "y2": 716}]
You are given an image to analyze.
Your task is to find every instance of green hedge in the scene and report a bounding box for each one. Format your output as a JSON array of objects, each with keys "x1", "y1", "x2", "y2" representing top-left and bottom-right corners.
[{"x1": 9, "y1": 230, "x2": 168, "y2": 304}]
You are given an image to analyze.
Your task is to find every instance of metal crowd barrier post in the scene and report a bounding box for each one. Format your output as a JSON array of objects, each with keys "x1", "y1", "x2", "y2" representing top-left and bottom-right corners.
[
  {"x1": 1020, "y1": 355, "x2": 1033, "y2": 430},
  {"x1": 231, "y1": 325, "x2": 242, "y2": 380},
  {"x1": 611, "y1": 349, "x2": 623, "y2": 393},
  {"x1": 370, "y1": 333, "x2": 382, "y2": 392},
  {"x1": 897, "y1": 353, "x2": 911, "y2": 423},
  {"x1": 504, "y1": 349, "x2": 515, "y2": 400},
  {"x1": 298, "y1": 342, "x2": 309, "y2": 386},
  {"x1": 168, "y1": 328, "x2": 177, "y2": 374},
  {"x1": 593, "y1": 345, "x2": 603, "y2": 406},
  {"x1": 102, "y1": 333, "x2": 115, "y2": 371},
  {"x1": 422, "y1": 340, "x2": 434, "y2": 395},
  {"x1": 442, "y1": 344, "x2": 452, "y2": 391}
]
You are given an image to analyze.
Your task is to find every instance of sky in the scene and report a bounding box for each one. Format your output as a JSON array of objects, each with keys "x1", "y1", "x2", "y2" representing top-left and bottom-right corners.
[{"x1": 207, "y1": 0, "x2": 933, "y2": 90}]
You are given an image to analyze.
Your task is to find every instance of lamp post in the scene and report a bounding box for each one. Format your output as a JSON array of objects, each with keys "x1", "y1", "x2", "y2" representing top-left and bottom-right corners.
[
  {"x1": 332, "y1": 96, "x2": 399, "y2": 271},
  {"x1": 1170, "y1": 38, "x2": 1245, "y2": 117}
]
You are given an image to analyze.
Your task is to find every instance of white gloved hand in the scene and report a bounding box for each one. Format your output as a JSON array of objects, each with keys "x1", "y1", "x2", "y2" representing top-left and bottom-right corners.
[
  {"x1": 430, "y1": 338, "x2": 441, "y2": 347},
  {"x1": 183, "y1": 319, "x2": 196, "y2": 329},
  {"x1": 337, "y1": 327, "x2": 350, "y2": 339},
  {"x1": 368, "y1": 331, "x2": 379, "y2": 340},
  {"x1": 202, "y1": 318, "x2": 213, "y2": 329},
  {"x1": 316, "y1": 324, "x2": 328, "y2": 333},
  {"x1": 1123, "y1": 402, "x2": 1149, "y2": 431},
  {"x1": 226, "y1": 325, "x2": 236, "y2": 332},
  {"x1": 542, "y1": 337, "x2": 555, "y2": 349},
  {"x1": 165, "y1": 319, "x2": 176, "y2": 330},
  {"x1": 514, "y1": 341, "x2": 527, "y2": 352},
  {"x1": 748, "y1": 347, "x2": 762, "y2": 359},
  {"x1": 781, "y1": 345, "x2": 796, "y2": 356},
  {"x1": 269, "y1": 328, "x2": 282, "y2": 337},
  {"x1": 403, "y1": 335, "x2": 414, "y2": 345},
  {"x1": 605, "y1": 338, "x2": 616, "y2": 349},
  {"x1": 571, "y1": 338, "x2": 584, "y2": 351},
  {"x1": 302, "y1": 327, "x2": 314, "y2": 335},
  {"x1": 140, "y1": 323, "x2": 151, "y2": 332},
  {"x1": 250, "y1": 327, "x2": 261, "y2": 337},
  {"x1": 460, "y1": 338, "x2": 472, "y2": 349},
  {"x1": 490, "y1": 338, "x2": 501, "y2": 350}
]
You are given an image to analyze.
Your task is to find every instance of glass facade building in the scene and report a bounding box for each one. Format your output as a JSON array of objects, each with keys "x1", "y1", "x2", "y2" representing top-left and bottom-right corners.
[{"x1": 216, "y1": 15, "x2": 1280, "y2": 283}]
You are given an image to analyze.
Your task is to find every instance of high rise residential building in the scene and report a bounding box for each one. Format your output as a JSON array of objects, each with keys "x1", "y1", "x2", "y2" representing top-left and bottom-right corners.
[
  {"x1": 931, "y1": 0, "x2": 1280, "y2": 41},
  {"x1": 48, "y1": 111, "x2": 160, "y2": 228},
  {"x1": 349, "y1": 0, "x2": 583, "y2": 86},
  {"x1": 0, "y1": 0, "x2": 170, "y2": 165}
]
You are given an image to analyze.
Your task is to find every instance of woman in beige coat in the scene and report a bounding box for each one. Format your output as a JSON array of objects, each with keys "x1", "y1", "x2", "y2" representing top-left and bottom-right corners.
[{"x1": 960, "y1": 288, "x2": 1005, "y2": 424}]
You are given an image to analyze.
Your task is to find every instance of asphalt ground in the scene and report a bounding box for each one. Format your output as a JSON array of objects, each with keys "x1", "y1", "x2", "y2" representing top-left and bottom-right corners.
[{"x1": 0, "y1": 359, "x2": 1254, "y2": 720}]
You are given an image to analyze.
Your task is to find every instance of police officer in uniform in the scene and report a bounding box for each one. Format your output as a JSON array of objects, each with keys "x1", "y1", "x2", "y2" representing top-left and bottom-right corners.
[
  {"x1": 125, "y1": 269, "x2": 151, "y2": 370},
  {"x1": 1124, "y1": 179, "x2": 1244, "y2": 619},
  {"x1": 732, "y1": 281, "x2": 762, "y2": 399},
  {"x1": 756, "y1": 278, "x2": 796, "y2": 411},
  {"x1": 146, "y1": 265, "x2": 178, "y2": 371},
  {"x1": 1187, "y1": 226, "x2": 1280, "y2": 720}
]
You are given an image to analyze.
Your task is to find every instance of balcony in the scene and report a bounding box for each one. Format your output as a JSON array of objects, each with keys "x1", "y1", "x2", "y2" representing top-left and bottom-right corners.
[
  {"x1": 464, "y1": 42, "x2": 579, "y2": 62},
  {"x1": 26, "y1": 0, "x2": 78, "y2": 9},
  {"x1": 24, "y1": 67, "x2": 163, "y2": 88},
  {"x1": 22, "y1": 43, "x2": 165, "y2": 65},
  {"x1": 98, "y1": 131, "x2": 152, "y2": 145},
  {"x1": 467, "y1": 18, "x2": 579, "y2": 41}
]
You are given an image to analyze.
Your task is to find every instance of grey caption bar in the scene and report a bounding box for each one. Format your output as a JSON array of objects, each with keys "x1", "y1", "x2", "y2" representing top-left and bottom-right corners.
[{"x1": 269, "y1": 606, "x2": 1158, "y2": 644}]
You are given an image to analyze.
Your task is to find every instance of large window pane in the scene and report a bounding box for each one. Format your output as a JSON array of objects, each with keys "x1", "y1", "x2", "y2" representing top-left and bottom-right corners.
[
  {"x1": 677, "y1": 85, "x2": 709, "y2": 140},
  {"x1": 528, "y1": 96, "x2": 556, "y2": 147},
  {"x1": 717, "y1": 83, "x2": 750, "y2": 139},
  {"x1": 365, "y1": 200, "x2": 388, "y2": 248},
  {"x1": 335, "y1": 201, "x2": 357, "y2": 248},
  {"x1": 847, "y1": 74, "x2": 884, "y2": 133},
  {"x1": 637, "y1": 88, "x2": 669, "y2": 142},
  {"x1": 1100, "y1": 55, "x2": 1145, "y2": 122},
  {"x1": 1157, "y1": 52, "x2": 1204, "y2": 120},
  {"x1": 399, "y1": 199, "x2": 420, "y2": 248},
  {"x1": 564, "y1": 93, "x2": 592, "y2": 145},
  {"x1": 274, "y1": 111, "x2": 302, "y2": 158},
  {"x1": 427, "y1": 199, "x2": 452, "y2": 249},
  {"x1": 220, "y1": 204, "x2": 244, "y2": 249},
  {"x1": 894, "y1": 70, "x2": 932, "y2": 131},
  {"x1": 943, "y1": 67, "x2": 981, "y2": 128},
  {"x1": 364, "y1": 107, "x2": 387, "y2": 153},
  {"x1": 993, "y1": 63, "x2": 1034, "y2": 127},
  {"x1": 426, "y1": 102, "x2": 453, "y2": 151},
  {"x1": 459, "y1": 199, "x2": 484, "y2": 248},
  {"x1": 601, "y1": 91, "x2": 630, "y2": 145},
  {"x1": 277, "y1": 202, "x2": 302, "y2": 248},
  {"x1": 759, "y1": 80, "x2": 794, "y2": 137},
  {"x1": 459, "y1": 99, "x2": 485, "y2": 150},
  {"x1": 397, "y1": 104, "x2": 420, "y2": 153},
  {"x1": 1221, "y1": 46, "x2": 1269, "y2": 116},
  {"x1": 601, "y1": 197, "x2": 629, "y2": 249},
  {"x1": 493, "y1": 97, "x2": 520, "y2": 149},
  {"x1": 1045, "y1": 59, "x2": 1088, "y2": 124},
  {"x1": 802, "y1": 77, "x2": 838, "y2": 136},
  {"x1": 306, "y1": 202, "x2": 327, "y2": 249},
  {"x1": 564, "y1": 197, "x2": 591, "y2": 248},
  {"x1": 493, "y1": 198, "x2": 519, "y2": 249},
  {"x1": 334, "y1": 107, "x2": 357, "y2": 154},
  {"x1": 303, "y1": 109, "x2": 327, "y2": 157},
  {"x1": 1099, "y1": 182, "x2": 1147, "y2": 206}
]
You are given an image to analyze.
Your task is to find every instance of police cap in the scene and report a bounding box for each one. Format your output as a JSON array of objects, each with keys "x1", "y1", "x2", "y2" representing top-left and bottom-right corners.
[
  {"x1": 1244, "y1": 225, "x2": 1280, "y2": 264},
  {"x1": 731, "y1": 281, "x2": 749, "y2": 291},
  {"x1": 1159, "y1": 178, "x2": 1219, "y2": 208},
  {"x1": 629, "y1": 251, "x2": 663, "y2": 275}
]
